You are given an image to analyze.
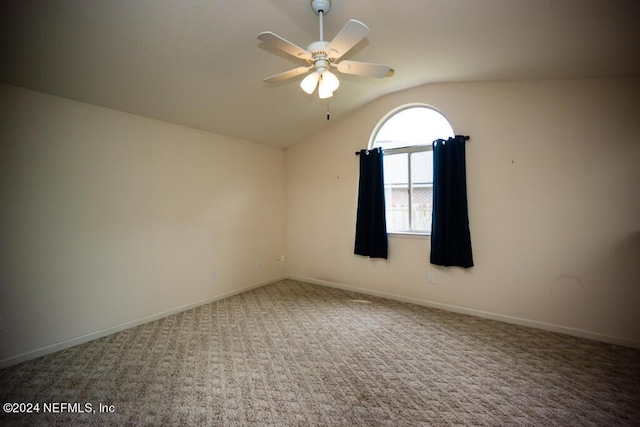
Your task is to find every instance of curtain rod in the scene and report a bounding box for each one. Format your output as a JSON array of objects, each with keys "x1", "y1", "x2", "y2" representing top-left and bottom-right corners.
[{"x1": 355, "y1": 135, "x2": 470, "y2": 155}]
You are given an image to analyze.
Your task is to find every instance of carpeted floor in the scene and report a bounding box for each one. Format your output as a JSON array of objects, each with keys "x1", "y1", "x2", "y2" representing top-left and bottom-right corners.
[{"x1": 1, "y1": 279, "x2": 639, "y2": 426}]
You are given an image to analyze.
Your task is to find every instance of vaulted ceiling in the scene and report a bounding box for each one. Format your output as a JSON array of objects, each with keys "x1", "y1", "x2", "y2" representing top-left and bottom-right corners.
[{"x1": 2, "y1": 0, "x2": 639, "y2": 148}]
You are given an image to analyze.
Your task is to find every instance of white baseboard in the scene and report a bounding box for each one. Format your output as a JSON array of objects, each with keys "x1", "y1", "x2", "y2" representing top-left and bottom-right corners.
[
  {"x1": 289, "y1": 276, "x2": 640, "y2": 350},
  {"x1": 0, "y1": 276, "x2": 285, "y2": 369},
  {"x1": 3, "y1": 274, "x2": 636, "y2": 369}
]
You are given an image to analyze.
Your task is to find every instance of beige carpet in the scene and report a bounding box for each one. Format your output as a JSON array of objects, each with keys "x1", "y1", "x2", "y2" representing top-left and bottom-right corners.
[{"x1": 1, "y1": 279, "x2": 639, "y2": 426}]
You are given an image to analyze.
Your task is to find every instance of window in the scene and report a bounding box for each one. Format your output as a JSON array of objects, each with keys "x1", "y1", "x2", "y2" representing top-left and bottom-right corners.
[{"x1": 370, "y1": 105, "x2": 454, "y2": 234}]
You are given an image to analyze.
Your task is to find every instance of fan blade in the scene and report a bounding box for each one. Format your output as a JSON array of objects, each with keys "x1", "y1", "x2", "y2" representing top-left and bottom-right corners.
[
  {"x1": 263, "y1": 66, "x2": 312, "y2": 83},
  {"x1": 335, "y1": 60, "x2": 395, "y2": 78},
  {"x1": 325, "y1": 19, "x2": 369, "y2": 60},
  {"x1": 257, "y1": 31, "x2": 312, "y2": 61}
]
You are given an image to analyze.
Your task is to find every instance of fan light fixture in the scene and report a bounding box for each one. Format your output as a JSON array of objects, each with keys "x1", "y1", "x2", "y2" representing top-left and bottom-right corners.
[
  {"x1": 300, "y1": 69, "x2": 340, "y2": 98},
  {"x1": 258, "y1": 0, "x2": 394, "y2": 100}
]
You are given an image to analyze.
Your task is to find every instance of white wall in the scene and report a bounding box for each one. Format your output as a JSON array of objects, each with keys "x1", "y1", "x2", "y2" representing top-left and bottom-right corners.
[
  {"x1": 1, "y1": 78, "x2": 638, "y2": 367},
  {"x1": 286, "y1": 79, "x2": 640, "y2": 347},
  {"x1": 0, "y1": 84, "x2": 286, "y2": 365}
]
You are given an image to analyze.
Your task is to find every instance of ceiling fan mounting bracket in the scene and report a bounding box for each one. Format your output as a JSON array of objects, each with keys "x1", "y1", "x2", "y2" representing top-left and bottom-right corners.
[{"x1": 310, "y1": 0, "x2": 332, "y2": 15}]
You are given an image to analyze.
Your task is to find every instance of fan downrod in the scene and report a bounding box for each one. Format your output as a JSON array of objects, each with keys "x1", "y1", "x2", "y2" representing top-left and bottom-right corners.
[{"x1": 310, "y1": 0, "x2": 331, "y2": 15}]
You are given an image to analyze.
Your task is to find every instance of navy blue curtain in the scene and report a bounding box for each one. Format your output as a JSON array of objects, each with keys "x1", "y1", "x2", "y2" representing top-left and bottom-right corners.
[
  {"x1": 430, "y1": 136, "x2": 473, "y2": 268},
  {"x1": 354, "y1": 148, "x2": 388, "y2": 259}
]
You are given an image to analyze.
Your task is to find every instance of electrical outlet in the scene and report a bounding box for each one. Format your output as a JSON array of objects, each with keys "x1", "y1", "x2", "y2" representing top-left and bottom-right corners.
[
  {"x1": 212, "y1": 272, "x2": 218, "y2": 280},
  {"x1": 427, "y1": 273, "x2": 436, "y2": 284},
  {"x1": 281, "y1": 255, "x2": 286, "y2": 262},
  {"x1": 256, "y1": 260, "x2": 262, "y2": 270}
]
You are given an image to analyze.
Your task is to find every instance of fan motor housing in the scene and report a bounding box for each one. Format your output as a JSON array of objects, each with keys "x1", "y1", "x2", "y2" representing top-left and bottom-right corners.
[
  {"x1": 306, "y1": 41, "x2": 331, "y2": 69},
  {"x1": 307, "y1": 41, "x2": 329, "y2": 57}
]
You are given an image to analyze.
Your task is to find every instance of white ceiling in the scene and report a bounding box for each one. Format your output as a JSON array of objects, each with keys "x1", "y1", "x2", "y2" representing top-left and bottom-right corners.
[{"x1": 2, "y1": 0, "x2": 639, "y2": 148}]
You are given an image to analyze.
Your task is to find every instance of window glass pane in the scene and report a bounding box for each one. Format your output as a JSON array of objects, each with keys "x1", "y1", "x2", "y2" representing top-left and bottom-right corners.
[
  {"x1": 383, "y1": 153, "x2": 409, "y2": 231},
  {"x1": 411, "y1": 152, "x2": 432, "y2": 232},
  {"x1": 373, "y1": 107, "x2": 454, "y2": 150},
  {"x1": 410, "y1": 151, "x2": 433, "y2": 185}
]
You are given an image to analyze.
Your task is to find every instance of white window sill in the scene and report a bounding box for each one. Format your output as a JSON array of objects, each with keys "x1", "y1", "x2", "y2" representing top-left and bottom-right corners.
[{"x1": 388, "y1": 232, "x2": 430, "y2": 239}]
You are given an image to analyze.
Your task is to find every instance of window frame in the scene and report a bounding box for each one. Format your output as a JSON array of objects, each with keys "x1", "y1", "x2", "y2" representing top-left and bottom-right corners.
[
  {"x1": 381, "y1": 144, "x2": 433, "y2": 236},
  {"x1": 369, "y1": 103, "x2": 454, "y2": 237}
]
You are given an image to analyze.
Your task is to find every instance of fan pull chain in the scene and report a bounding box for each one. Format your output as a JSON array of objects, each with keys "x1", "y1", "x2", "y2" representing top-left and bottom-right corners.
[{"x1": 327, "y1": 102, "x2": 330, "y2": 120}]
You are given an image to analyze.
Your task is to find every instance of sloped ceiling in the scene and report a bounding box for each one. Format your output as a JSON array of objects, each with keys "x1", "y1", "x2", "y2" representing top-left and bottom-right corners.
[{"x1": 2, "y1": 0, "x2": 639, "y2": 148}]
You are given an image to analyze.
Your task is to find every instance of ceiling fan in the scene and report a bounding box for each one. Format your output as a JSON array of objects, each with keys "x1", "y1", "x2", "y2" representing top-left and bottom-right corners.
[{"x1": 257, "y1": 0, "x2": 394, "y2": 99}]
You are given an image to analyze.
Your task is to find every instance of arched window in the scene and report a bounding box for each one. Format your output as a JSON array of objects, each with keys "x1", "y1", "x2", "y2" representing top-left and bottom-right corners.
[{"x1": 370, "y1": 104, "x2": 454, "y2": 234}]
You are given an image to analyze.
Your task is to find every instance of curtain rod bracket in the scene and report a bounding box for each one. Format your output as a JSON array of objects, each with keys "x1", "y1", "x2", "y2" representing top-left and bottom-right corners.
[{"x1": 355, "y1": 147, "x2": 382, "y2": 156}]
